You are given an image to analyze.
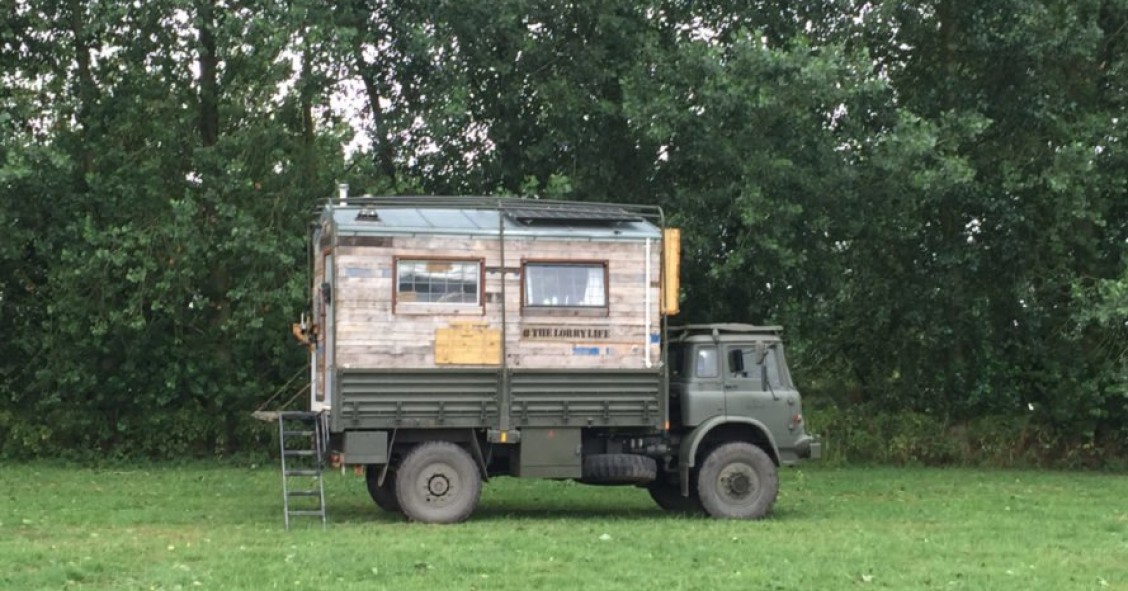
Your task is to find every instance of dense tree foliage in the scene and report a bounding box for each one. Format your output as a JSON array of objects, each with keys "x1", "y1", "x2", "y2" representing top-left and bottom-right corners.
[{"x1": 1, "y1": 0, "x2": 1125, "y2": 462}]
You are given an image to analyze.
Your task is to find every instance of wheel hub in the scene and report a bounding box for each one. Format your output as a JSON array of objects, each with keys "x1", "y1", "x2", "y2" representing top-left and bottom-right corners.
[
  {"x1": 726, "y1": 472, "x2": 751, "y2": 495},
  {"x1": 718, "y1": 463, "x2": 759, "y2": 502},
  {"x1": 418, "y1": 461, "x2": 461, "y2": 505},
  {"x1": 427, "y1": 474, "x2": 451, "y2": 496}
]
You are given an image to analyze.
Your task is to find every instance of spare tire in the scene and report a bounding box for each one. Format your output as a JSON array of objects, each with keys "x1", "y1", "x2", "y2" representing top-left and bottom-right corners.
[{"x1": 581, "y1": 453, "x2": 657, "y2": 485}]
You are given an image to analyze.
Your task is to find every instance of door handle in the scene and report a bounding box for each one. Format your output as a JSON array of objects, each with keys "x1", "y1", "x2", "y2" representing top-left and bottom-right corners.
[{"x1": 723, "y1": 384, "x2": 739, "y2": 390}]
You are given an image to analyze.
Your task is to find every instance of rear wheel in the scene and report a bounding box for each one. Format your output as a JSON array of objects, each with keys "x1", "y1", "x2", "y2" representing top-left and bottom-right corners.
[
  {"x1": 394, "y1": 442, "x2": 481, "y2": 524},
  {"x1": 364, "y1": 465, "x2": 400, "y2": 513},
  {"x1": 647, "y1": 478, "x2": 704, "y2": 514},
  {"x1": 696, "y1": 442, "x2": 778, "y2": 520}
]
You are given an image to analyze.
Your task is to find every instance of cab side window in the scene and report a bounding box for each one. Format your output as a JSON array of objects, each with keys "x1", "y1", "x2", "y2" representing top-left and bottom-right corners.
[
  {"x1": 694, "y1": 346, "x2": 719, "y2": 378},
  {"x1": 728, "y1": 348, "x2": 757, "y2": 378},
  {"x1": 724, "y1": 346, "x2": 782, "y2": 390}
]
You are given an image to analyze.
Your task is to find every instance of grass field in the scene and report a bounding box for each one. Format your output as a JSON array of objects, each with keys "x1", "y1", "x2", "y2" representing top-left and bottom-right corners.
[{"x1": 0, "y1": 463, "x2": 1125, "y2": 591}]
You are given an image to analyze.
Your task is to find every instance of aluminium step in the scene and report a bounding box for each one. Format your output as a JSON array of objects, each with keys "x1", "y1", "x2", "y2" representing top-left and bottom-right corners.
[{"x1": 278, "y1": 410, "x2": 328, "y2": 530}]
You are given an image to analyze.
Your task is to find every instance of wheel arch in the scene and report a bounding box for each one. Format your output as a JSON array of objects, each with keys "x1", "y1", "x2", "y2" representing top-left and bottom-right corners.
[
  {"x1": 381, "y1": 428, "x2": 489, "y2": 483},
  {"x1": 677, "y1": 417, "x2": 780, "y2": 496},
  {"x1": 676, "y1": 417, "x2": 776, "y2": 496},
  {"x1": 681, "y1": 417, "x2": 781, "y2": 468}
]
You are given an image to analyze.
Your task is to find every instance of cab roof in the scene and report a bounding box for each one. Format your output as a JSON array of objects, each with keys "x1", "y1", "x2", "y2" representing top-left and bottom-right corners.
[{"x1": 669, "y1": 324, "x2": 784, "y2": 343}]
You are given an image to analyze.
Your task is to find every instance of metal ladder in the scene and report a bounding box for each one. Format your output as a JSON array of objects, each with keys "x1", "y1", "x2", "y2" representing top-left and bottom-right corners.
[{"x1": 278, "y1": 411, "x2": 328, "y2": 530}]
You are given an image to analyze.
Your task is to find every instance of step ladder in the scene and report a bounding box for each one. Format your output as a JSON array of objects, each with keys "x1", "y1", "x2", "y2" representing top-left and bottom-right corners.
[{"x1": 277, "y1": 411, "x2": 328, "y2": 530}]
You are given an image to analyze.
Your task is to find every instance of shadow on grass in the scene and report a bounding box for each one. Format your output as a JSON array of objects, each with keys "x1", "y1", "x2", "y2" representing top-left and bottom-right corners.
[
  {"x1": 324, "y1": 499, "x2": 673, "y2": 523},
  {"x1": 325, "y1": 500, "x2": 809, "y2": 524},
  {"x1": 472, "y1": 503, "x2": 673, "y2": 521},
  {"x1": 473, "y1": 504, "x2": 810, "y2": 522}
]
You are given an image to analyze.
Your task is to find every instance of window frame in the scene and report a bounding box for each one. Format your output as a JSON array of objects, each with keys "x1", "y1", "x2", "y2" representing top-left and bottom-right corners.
[
  {"x1": 520, "y1": 259, "x2": 610, "y2": 317},
  {"x1": 393, "y1": 256, "x2": 485, "y2": 314}
]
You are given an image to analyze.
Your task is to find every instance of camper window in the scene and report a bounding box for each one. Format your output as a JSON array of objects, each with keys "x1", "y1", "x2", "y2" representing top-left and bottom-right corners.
[
  {"x1": 523, "y1": 262, "x2": 608, "y2": 309},
  {"x1": 395, "y1": 259, "x2": 482, "y2": 305}
]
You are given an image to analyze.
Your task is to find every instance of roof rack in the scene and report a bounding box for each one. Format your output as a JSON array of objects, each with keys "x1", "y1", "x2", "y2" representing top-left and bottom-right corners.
[
  {"x1": 312, "y1": 195, "x2": 664, "y2": 226},
  {"x1": 505, "y1": 205, "x2": 643, "y2": 225},
  {"x1": 668, "y1": 324, "x2": 783, "y2": 340}
]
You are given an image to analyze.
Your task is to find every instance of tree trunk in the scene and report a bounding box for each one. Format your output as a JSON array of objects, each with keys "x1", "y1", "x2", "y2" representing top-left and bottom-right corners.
[
  {"x1": 347, "y1": 0, "x2": 396, "y2": 180},
  {"x1": 68, "y1": 0, "x2": 96, "y2": 187},
  {"x1": 196, "y1": 0, "x2": 227, "y2": 455},
  {"x1": 197, "y1": 0, "x2": 219, "y2": 148},
  {"x1": 298, "y1": 36, "x2": 318, "y2": 189}
]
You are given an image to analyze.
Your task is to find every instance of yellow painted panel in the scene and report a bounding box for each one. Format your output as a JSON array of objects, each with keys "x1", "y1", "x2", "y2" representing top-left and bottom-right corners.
[
  {"x1": 435, "y1": 322, "x2": 502, "y2": 365},
  {"x1": 663, "y1": 228, "x2": 681, "y2": 316}
]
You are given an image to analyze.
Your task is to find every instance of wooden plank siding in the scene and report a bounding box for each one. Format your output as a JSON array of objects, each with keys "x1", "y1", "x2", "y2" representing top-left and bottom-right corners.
[
  {"x1": 311, "y1": 235, "x2": 328, "y2": 404},
  {"x1": 330, "y1": 233, "x2": 662, "y2": 370}
]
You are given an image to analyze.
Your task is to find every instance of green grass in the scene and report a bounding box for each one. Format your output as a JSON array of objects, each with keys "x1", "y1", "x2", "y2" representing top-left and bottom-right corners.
[{"x1": 0, "y1": 464, "x2": 1125, "y2": 591}]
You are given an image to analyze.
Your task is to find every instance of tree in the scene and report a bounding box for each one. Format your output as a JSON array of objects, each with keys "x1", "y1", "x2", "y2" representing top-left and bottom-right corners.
[{"x1": 1, "y1": 0, "x2": 349, "y2": 456}]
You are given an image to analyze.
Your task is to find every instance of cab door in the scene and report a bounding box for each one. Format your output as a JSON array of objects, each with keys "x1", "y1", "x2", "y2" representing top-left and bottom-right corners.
[
  {"x1": 679, "y1": 344, "x2": 726, "y2": 426},
  {"x1": 722, "y1": 344, "x2": 791, "y2": 429}
]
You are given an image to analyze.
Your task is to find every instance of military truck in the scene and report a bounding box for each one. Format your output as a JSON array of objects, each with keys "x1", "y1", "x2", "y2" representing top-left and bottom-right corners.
[{"x1": 285, "y1": 194, "x2": 820, "y2": 525}]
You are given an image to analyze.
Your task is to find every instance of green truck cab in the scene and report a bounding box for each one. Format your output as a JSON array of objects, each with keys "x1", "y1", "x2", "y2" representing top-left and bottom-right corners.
[
  {"x1": 285, "y1": 196, "x2": 820, "y2": 524},
  {"x1": 659, "y1": 324, "x2": 821, "y2": 517}
]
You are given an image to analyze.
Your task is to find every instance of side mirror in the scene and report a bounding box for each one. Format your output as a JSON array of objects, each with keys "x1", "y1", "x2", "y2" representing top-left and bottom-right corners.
[
  {"x1": 755, "y1": 341, "x2": 768, "y2": 365},
  {"x1": 728, "y1": 349, "x2": 745, "y2": 374}
]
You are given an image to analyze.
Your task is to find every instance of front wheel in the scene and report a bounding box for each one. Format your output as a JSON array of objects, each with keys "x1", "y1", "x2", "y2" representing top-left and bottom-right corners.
[
  {"x1": 394, "y1": 442, "x2": 481, "y2": 524},
  {"x1": 696, "y1": 442, "x2": 778, "y2": 520}
]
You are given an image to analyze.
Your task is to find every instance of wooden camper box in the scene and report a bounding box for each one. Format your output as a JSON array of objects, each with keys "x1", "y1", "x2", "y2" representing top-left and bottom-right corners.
[{"x1": 307, "y1": 197, "x2": 671, "y2": 435}]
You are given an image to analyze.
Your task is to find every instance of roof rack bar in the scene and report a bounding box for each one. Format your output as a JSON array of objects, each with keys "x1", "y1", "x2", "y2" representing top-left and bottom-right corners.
[
  {"x1": 310, "y1": 195, "x2": 664, "y2": 225},
  {"x1": 668, "y1": 324, "x2": 784, "y2": 334}
]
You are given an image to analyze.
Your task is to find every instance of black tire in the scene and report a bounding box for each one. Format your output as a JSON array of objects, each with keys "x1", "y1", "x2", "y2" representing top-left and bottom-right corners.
[
  {"x1": 394, "y1": 442, "x2": 481, "y2": 524},
  {"x1": 696, "y1": 442, "x2": 779, "y2": 520},
  {"x1": 581, "y1": 454, "x2": 657, "y2": 485},
  {"x1": 364, "y1": 465, "x2": 400, "y2": 513},
  {"x1": 647, "y1": 478, "x2": 704, "y2": 514}
]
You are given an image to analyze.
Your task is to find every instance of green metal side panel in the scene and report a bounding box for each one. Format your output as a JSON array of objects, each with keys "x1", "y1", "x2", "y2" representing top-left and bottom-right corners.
[
  {"x1": 515, "y1": 428, "x2": 582, "y2": 478},
  {"x1": 332, "y1": 369, "x2": 501, "y2": 431},
  {"x1": 343, "y1": 430, "x2": 389, "y2": 464},
  {"x1": 510, "y1": 369, "x2": 662, "y2": 429},
  {"x1": 332, "y1": 368, "x2": 664, "y2": 434}
]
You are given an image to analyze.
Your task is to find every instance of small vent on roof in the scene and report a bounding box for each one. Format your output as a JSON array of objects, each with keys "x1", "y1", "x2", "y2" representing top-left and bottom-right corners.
[
  {"x1": 506, "y1": 206, "x2": 642, "y2": 225},
  {"x1": 356, "y1": 207, "x2": 380, "y2": 221}
]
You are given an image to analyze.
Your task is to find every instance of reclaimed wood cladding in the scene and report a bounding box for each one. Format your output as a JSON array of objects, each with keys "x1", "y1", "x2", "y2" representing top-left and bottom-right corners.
[
  {"x1": 332, "y1": 234, "x2": 661, "y2": 369},
  {"x1": 312, "y1": 237, "x2": 327, "y2": 402}
]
